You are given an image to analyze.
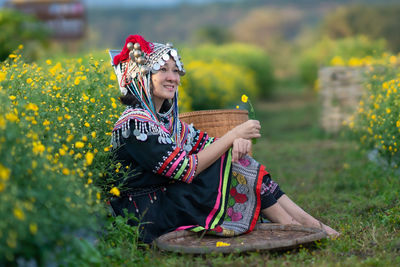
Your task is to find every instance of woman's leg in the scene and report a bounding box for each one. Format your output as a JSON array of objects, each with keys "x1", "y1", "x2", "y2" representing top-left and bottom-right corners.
[
  {"x1": 261, "y1": 202, "x2": 301, "y2": 225},
  {"x1": 277, "y1": 194, "x2": 339, "y2": 237}
]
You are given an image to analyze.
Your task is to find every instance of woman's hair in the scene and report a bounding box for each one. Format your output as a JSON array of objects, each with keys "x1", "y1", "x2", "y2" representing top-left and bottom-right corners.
[{"x1": 119, "y1": 94, "x2": 140, "y2": 106}]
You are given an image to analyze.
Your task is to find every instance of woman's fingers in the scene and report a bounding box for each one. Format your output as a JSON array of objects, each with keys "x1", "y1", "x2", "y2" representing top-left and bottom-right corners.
[{"x1": 232, "y1": 138, "x2": 252, "y2": 162}]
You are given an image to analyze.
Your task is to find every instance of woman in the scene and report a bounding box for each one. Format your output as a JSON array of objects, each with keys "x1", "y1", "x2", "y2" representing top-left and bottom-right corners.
[{"x1": 109, "y1": 35, "x2": 339, "y2": 243}]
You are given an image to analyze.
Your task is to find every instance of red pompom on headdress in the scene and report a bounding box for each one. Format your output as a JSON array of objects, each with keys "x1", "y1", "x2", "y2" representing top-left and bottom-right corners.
[{"x1": 113, "y1": 35, "x2": 154, "y2": 66}]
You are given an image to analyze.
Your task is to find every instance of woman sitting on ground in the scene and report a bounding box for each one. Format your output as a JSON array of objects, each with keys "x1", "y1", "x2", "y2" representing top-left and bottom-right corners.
[{"x1": 108, "y1": 35, "x2": 339, "y2": 243}]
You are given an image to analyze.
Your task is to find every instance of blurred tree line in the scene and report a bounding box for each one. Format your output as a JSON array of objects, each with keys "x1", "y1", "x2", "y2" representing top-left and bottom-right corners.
[
  {"x1": 0, "y1": 9, "x2": 49, "y2": 61},
  {"x1": 322, "y1": 4, "x2": 400, "y2": 52}
]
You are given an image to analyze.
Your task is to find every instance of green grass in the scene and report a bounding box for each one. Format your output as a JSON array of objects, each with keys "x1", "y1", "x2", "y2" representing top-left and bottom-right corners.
[{"x1": 101, "y1": 87, "x2": 400, "y2": 266}]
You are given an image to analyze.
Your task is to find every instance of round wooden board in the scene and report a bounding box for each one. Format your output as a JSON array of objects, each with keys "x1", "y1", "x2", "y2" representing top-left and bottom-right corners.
[{"x1": 155, "y1": 223, "x2": 328, "y2": 254}]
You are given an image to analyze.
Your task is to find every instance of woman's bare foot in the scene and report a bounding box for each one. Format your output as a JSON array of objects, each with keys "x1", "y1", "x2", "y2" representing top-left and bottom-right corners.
[{"x1": 321, "y1": 223, "x2": 340, "y2": 238}]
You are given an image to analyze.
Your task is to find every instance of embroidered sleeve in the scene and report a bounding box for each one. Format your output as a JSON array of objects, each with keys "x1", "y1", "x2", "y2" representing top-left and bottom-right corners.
[
  {"x1": 112, "y1": 108, "x2": 198, "y2": 184},
  {"x1": 179, "y1": 121, "x2": 216, "y2": 155}
]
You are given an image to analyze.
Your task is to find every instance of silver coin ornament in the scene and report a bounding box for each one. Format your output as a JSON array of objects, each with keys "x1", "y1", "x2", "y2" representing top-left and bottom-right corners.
[
  {"x1": 158, "y1": 58, "x2": 165, "y2": 66},
  {"x1": 127, "y1": 42, "x2": 134, "y2": 50},
  {"x1": 153, "y1": 63, "x2": 160, "y2": 71},
  {"x1": 184, "y1": 144, "x2": 192, "y2": 151},
  {"x1": 162, "y1": 54, "x2": 170, "y2": 61},
  {"x1": 122, "y1": 128, "x2": 130, "y2": 138},
  {"x1": 133, "y1": 43, "x2": 141, "y2": 50},
  {"x1": 166, "y1": 138, "x2": 172, "y2": 144},
  {"x1": 166, "y1": 42, "x2": 174, "y2": 48},
  {"x1": 134, "y1": 50, "x2": 142, "y2": 58},
  {"x1": 133, "y1": 129, "x2": 140, "y2": 136},
  {"x1": 129, "y1": 51, "x2": 135, "y2": 60},
  {"x1": 141, "y1": 133, "x2": 148, "y2": 141},
  {"x1": 170, "y1": 49, "x2": 178, "y2": 57}
]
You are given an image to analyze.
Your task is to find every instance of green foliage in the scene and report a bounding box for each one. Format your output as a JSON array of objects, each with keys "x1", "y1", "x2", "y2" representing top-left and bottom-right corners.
[
  {"x1": 297, "y1": 35, "x2": 387, "y2": 87},
  {"x1": 322, "y1": 4, "x2": 400, "y2": 53},
  {"x1": 347, "y1": 55, "x2": 400, "y2": 167},
  {"x1": 0, "y1": 49, "x2": 122, "y2": 264},
  {"x1": 192, "y1": 25, "x2": 233, "y2": 45},
  {"x1": 181, "y1": 43, "x2": 274, "y2": 104},
  {"x1": 0, "y1": 9, "x2": 50, "y2": 61},
  {"x1": 181, "y1": 59, "x2": 257, "y2": 110}
]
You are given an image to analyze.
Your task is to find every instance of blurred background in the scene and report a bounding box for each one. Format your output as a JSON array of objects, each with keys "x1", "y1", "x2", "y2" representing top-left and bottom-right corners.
[
  {"x1": 2, "y1": 1, "x2": 400, "y2": 264},
  {"x1": 1, "y1": 0, "x2": 399, "y2": 98}
]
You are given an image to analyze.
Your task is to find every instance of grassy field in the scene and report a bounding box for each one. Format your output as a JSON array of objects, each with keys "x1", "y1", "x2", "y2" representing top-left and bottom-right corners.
[{"x1": 120, "y1": 86, "x2": 400, "y2": 266}]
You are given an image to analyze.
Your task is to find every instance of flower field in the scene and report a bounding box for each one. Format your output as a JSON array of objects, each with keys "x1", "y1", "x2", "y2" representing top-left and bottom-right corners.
[
  {"x1": 339, "y1": 53, "x2": 400, "y2": 167},
  {"x1": 0, "y1": 47, "x2": 123, "y2": 263},
  {"x1": 0, "y1": 45, "x2": 269, "y2": 264}
]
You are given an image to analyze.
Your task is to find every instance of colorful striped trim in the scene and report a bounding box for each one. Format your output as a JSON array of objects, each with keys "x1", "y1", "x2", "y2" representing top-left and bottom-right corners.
[
  {"x1": 182, "y1": 155, "x2": 197, "y2": 183},
  {"x1": 113, "y1": 108, "x2": 170, "y2": 133},
  {"x1": 210, "y1": 150, "x2": 232, "y2": 229},
  {"x1": 191, "y1": 131, "x2": 204, "y2": 153},
  {"x1": 204, "y1": 150, "x2": 231, "y2": 229},
  {"x1": 167, "y1": 151, "x2": 186, "y2": 177},
  {"x1": 156, "y1": 147, "x2": 180, "y2": 175},
  {"x1": 245, "y1": 164, "x2": 265, "y2": 233}
]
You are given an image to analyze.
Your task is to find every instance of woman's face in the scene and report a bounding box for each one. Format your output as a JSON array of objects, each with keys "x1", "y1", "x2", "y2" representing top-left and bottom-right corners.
[{"x1": 151, "y1": 58, "x2": 180, "y2": 110}]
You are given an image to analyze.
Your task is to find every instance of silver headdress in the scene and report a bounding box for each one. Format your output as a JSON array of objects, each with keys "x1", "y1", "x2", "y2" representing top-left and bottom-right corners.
[{"x1": 109, "y1": 35, "x2": 185, "y2": 146}]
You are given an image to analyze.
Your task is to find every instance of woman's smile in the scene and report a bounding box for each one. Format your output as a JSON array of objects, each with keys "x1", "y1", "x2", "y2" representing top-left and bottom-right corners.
[{"x1": 151, "y1": 58, "x2": 181, "y2": 111}]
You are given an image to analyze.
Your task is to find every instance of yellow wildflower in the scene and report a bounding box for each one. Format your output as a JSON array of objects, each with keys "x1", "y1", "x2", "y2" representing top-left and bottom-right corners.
[
  {"x1": 216, "y1": 241, "x2": 231, "y2": 247},
  {"x1": 9, "y1": 95, "x2": 16, "y2": 100},
  {"x1": 241, "y1": 94, "x2": 248, "y2": 103},
  {"x1": 59, "y1": 148, "x2": 66, "y2": 156},
  {"x1": 62, "y1": 168, "x2": 70, "y2": 175},
  {"x1": 74, "y1": 77, "x2": 81, "y2": 85},
  {"x1": 66, "y1": 134, "x2": 74, "y2": 142},
  {"x1": 26, "y1": 78, "x2": 33, "y2": 84},
  {"x1": 110, "y1": 187, "x2": 120, "y2": 197},
  {"x1": 85, "y1": 151, "x2": 94, "y2": 166},
  {"x1": 5, "y1": 112, "x2": 18, "y2": 122},
  {"x1": 26, "y1": 103, "x2": 39, "y2": 112},
  {"x1": 0, "y1": 164, "x2": 11, "y2": 181},
  {"x1": 29, "y1": 223, "x2": 38, "y2": 235},
  {"x1": 75, "y1": 141, "x2": 84, "y2": 148},
  {"x1": 32, "y1": 141, "x2": 45, "y2": 155},
  {"x1": 84, "y1": 122, "x2": 90, "y2": 127},
  {"x1": 13, "y1": 208, "x2": 25, "y2": 220},
  {"x1": 91, "y1": 131, "x2": 96, "y2": 138},
  {"x1": 0, "y1": 71, "x2": 6, "y2": 82},
  {"x1": 0, "y1": 116, "x2": 4, "y2": 129}
]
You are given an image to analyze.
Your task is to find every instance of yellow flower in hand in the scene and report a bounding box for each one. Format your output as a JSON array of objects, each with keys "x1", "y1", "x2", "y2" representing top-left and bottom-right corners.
[{"x1": 241, "y1": 94, "x2": 248, "y2": 103}]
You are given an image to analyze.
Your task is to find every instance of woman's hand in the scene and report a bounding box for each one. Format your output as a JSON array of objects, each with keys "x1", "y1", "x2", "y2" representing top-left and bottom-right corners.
[
  {"x1": 231, "y1": 120, "x2": 261, "y2": 140},
  {"x1": 232, "y1": 138, "x2": 251, "y2": 162}
]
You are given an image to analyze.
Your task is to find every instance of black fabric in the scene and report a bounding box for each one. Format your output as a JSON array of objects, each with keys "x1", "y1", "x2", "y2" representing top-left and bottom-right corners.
[
  {"x1": 110, "y1": 149, "x2": 231, "y2": 243},
  {"x1": 260, "y1": 174, "x2": 285, "y2": 210}
]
